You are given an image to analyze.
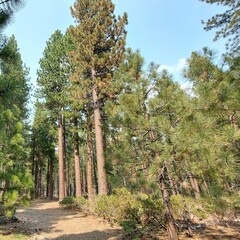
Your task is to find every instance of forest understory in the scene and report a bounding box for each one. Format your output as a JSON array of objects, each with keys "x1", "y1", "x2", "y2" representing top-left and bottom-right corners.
[{"x1": 0, "y1": 199, "x2": 239, "y2": 240}]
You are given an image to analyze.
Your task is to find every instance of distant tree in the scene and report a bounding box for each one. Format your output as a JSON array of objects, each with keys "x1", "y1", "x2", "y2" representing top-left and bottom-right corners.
[
  {"x1": 200, "y1": 0, "x2": 240, "y2": 52},
  {"x1": 37, "y1": 30, "x2": 71, "y2": 201},
  {"x1": 31, "y1": 102, "x2": 56, "y2": 199}
]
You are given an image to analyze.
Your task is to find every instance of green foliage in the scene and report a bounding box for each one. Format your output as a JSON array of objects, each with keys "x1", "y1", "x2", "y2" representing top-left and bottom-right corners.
[
  {"x1": 0, "y1": 36, "x2": 32, "y2": 218},
  {"x1": 170, "y1": 195, "x2": 208, "y2": 220},
  {"x1": 201, "y1": 193, "x2": 240, "y2": 218},
  {"x1": 200, "y1": 0, "x2": 240, "y2": 52},
  {"x1": 0, "y1": 230, "x2": 28, "y2": 240},
  {"x1": 59, "y1": 196, "x2": 88, "y2": 212},
  {"x1": 94, "y1": 188, "x2": 165, "y2": 235},
  {"x1": 95, "y1": 188, "x2": 141, "y2": 232},
  {"x1": 37, "y1": 30, "x2": 71, "y2": 112}
]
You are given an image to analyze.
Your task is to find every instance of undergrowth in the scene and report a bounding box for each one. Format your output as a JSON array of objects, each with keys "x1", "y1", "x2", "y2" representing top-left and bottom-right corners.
[{"x1": 59, "y1": 188, "x2": 240, "y2": 238}]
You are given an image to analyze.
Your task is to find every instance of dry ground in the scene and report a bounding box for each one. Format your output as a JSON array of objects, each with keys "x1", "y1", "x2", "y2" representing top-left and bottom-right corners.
[
  {"x1": 0, "y1": 199, "x2": 239, "y2": 240},
  {"x1": 0, "y1": 199, "x2": 123, "y2": 240}
]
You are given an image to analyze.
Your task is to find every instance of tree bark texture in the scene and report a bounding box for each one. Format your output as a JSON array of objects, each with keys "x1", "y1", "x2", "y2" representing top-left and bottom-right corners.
[
  {"x1": 160, "y1": 165, "x2": 179, "y2": 240},
  {"x1": 73, "y1": 117, "x2": 82, "y2": 197},
  {"x1": 87, "y1": 118, "x2": 94, "y2": 203},
  {"x1": 58, "y1": 113, "x2": 65, "y2": 201},
  {"x1": 48, "y1": 157, "x2": 54, "y2": 199},
  {"x1": 92, "y1": 68, "x2": 108, "y2": 195},
  {"x1": 189, "y1": 173, "x2": 200, "y2": 198}
]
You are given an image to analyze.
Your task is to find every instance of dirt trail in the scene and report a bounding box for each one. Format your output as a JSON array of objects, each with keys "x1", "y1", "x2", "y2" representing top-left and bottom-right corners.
[
  {"x1": 12, "y1": 199, "x2": 123, "y2": 240},
  {"x1": 1, "y1": 199, "x2": 239, "y2": 240}
]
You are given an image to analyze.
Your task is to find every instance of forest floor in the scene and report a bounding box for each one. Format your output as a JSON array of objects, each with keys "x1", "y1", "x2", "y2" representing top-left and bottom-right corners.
[{"x1": 0, "y1": 199, "x2": 239, "y2": 240}]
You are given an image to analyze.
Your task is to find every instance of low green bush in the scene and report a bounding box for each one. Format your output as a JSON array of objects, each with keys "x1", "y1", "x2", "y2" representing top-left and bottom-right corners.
[
  {"x1": 95, "y1": 188, "x2": 165, "y2": 235},
  {"x1": 170, "y1": 194, "x2": 208, "y2": 220},
  {"x1": 59, "y1": 196, "x2": 88, "y2": 212}
]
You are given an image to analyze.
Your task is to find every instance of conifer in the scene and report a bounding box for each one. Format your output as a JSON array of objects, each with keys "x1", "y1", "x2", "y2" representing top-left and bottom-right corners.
[{"x1": 69, "y1": 0, "x2": 127, "y2": 195}]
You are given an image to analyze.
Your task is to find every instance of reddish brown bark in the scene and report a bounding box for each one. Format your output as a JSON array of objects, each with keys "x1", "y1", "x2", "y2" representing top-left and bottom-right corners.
[
  {"x1": 73, "y1": 117, "x2": 82, "y2": 197},
  {"x1": 160, "y1": 165, "x2": 179, "y2": 240},
  {"x1": 87, "y1": 119, "x2": 94, "y2": 204},
  {"x1": 92, "y1": 68, "x2": 108, "y2": 195},
  {"x1": 48, "y1": 157, "x2": 54, "y2": 200},
  {"x1": 58, "y1": 113, "x2": 65, "y2": 201},
  {"x1": 229, "y1": 112, "x2": 238, "y2": 128},
  {"x1": 189, "y1": 173, "x2": 200, "y2": 198}
]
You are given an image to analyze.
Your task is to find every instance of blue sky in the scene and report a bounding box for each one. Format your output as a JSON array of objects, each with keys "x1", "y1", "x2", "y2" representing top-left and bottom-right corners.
[{"x1": 5, "y1": 0, "x2": 227, "y2": 88}]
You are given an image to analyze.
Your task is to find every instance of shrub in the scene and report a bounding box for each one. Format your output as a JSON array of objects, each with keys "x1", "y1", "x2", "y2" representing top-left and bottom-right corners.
[
  {"x1": 95, "y1": 188, "x2": 141, "y2": 233},
  {"x1": 59, "y1": 196, "x2": 88, "y2": 212},
  {"x1": 95, "y1": 188, "x2": 165, "y2": 235},
  {"x1": 171, "y1": 194, "x2": 208, "y2": 220}
]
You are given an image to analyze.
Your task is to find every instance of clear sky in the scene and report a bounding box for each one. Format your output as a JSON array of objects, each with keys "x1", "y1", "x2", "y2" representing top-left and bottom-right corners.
[{"x1": 5, "y1": 0, "x2": 227, "y2": 88}]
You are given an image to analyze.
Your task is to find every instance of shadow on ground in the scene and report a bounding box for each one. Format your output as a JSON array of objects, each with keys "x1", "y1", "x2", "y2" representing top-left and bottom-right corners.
[
  {"x1": 0, "y1": 199, "x2": 123, "y2": 240},
  {"x1": 49, "y1": 229, "x2": 123, "y2": 240}
]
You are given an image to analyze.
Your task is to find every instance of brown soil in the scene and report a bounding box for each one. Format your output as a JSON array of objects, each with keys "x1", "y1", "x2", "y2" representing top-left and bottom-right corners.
[
  {"x1": 0, "y1": 199, "x2": 123, "y2": 240},
  {"x1": 0, "y1": 200, "x2": 239, "y2": 240}
]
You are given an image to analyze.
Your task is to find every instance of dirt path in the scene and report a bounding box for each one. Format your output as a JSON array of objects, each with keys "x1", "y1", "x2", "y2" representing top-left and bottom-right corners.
[
  {"x1": 1, "y1": 200, "x2": 239, "y2": 240},
  {"x1": 11, "y1": 199, "x2": 123, "y2": 240}
]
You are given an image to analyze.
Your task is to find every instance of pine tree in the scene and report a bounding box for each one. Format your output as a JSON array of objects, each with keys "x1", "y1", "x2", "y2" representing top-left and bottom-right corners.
[
  {"x1": 105, "y1": 50, "x2": 180, "y2": 238},
  {"x1": 200, "y1": 0, "x2": 240, "y2": 52},
  {"x1": 69, "y1": 0, "x2": 127, "y2": 195},
  {"x1": 31, "y1": 102, "x2": 56, "y2": 199},
  {"x1": 37, "y1": 30, "x2": 71, "y2": 201},
  {"x1": 184, "y1": 48, "x2": 240, "y2": 194},
  {"x1": 0, "y1": 35, "x2": 32, "y2": 218}
]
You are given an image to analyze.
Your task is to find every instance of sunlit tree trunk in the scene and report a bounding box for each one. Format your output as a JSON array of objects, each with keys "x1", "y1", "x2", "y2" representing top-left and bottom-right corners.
[{"x1": 92, "y1": 69, "x2": 108, "y2": 195}]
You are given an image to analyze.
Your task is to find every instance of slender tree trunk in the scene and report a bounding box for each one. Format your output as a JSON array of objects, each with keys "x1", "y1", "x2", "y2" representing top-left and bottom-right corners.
[
  {"x1": 92, "y1": 69, "x2": 108, "y2": 195},
  {"x1": 93, "y1": 153, "x2": 98, "y2": 194},
  {"x1": 34, "y1": 156, "x2": 39, "y2": 198},
  {"x1": 160, "y1": 164, "x2": 179, "y2": 240},
  {"x1": 87, "y1": 116, "x2": 94, "y2": 204},
  {"x1": 39, "y1": 167, "x2": 43, "y2": 197},
  {"x1": 202, "y1": 174, "x2": 209, "y2": 195},
  {"x1": 49, "y1": 156, "x2": 54, "y2": 200},
  {"x1": 58, "y1": 113, "x2": 65, "y2": 201},
  {"x1": 63, "y1": 115, "x2": 68, "y2": 197},
  {"x1": 47, "y1": 160, "x2": 50, "y2": 198},
  {"x1": 73, "y1": 116, "x2": 82, "y2": 197},
  {"x1": 229, "y1": 112, "x2": 238, "y2": 128},
  {"x1": 166, "y1": 165, "x2": 177, "y2": 196},
  {"x1": 1, "y1": 180, "x2": 6, "y2": 204},
  {"x1": 189, "y1": 173, "x2": 200, "y2": 198}
]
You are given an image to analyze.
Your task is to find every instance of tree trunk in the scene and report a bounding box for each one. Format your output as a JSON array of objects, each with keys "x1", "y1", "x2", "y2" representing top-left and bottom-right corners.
[
  {"x1": 58, "y1": 113, "x2": 65, "y2": 201},
  {"x1": 189, "y1": 173, "x2": 200, "y2": 198},
  {"x1": 49, "y1": 156, "x2": 54, "y2": 200},
  {"x1": 73, "y1": 116, "x2": 82, "y2": 197},
  {"x1": 229, "y1": 112, "x2": 238, "y2": 129},
  {"x1": 160, "y1": 164, "x2": 179, "y2": 240},
  {"x1": 1, "y1": 180, "x2": 6, "y2": 204},
  {"x1": 166, "y1": 165, "x2": 177, "y2": 196},
  {"x1": 63, "y1": 115, "x2": 68, "y2": 197},
  {"x1": 92, "y1": 69, "x2": 108, "y2": 195},
  {"x1": 87, "y1": 116, "x2": 94, "y2": 204},
  {"x1": 34, "y1": 155, "x2": 39, "y2": 198}
]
